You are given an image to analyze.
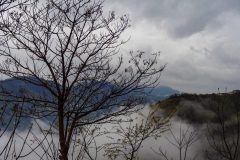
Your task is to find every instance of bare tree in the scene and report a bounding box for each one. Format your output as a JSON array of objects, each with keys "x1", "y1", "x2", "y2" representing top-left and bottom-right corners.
[
  {"x1": 0, "y1": 0, "x2": 165, "y2": 159},
  {"x1": 104, "y1": 108, "x2": 169, "y2": 160},
  {"x1": 72, "y1": 124, "x2": 105, "y2": 160},
  {"x1": 155, "y1": 123, "x2": 199, "y2": 160},
  {"x1": 205, "y1": 94, "x2": 240, "y2": 160}
]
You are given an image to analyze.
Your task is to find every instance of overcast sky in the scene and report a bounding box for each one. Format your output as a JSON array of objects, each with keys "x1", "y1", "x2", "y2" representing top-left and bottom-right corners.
[{"x1": 104, "y1": 0, "x2": 240, "y2": 93}]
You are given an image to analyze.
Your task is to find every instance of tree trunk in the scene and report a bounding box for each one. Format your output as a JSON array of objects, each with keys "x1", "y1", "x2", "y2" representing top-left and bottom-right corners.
[
  {"x1": 58, "y1": 101, "x2": 68, "y2": 160},
  {"x1": 59, "y1": 146, "x2": 68, "y2": 160}
]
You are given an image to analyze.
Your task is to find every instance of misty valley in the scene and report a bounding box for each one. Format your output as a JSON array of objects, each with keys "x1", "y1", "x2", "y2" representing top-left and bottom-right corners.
[
  {"x1": 0, "y1": 78, "x2": 239, "y2": 160},
  {"x1": 0, "y1": 0, "x2": 240, "y2": 160}
]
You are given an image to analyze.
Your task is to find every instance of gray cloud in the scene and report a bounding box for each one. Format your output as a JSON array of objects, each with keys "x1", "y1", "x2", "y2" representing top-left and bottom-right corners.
[
  {"x1": 107, "y1": 0, "x2": 240, "y2": 38},
  {"x1": 105, "y1": 0, "x2": 240, "y2": 93}
]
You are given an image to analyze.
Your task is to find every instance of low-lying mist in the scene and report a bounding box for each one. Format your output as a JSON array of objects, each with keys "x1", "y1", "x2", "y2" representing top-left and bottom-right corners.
[{"x1": 0, "y1": 104, "x2": 211, "y2": 160}]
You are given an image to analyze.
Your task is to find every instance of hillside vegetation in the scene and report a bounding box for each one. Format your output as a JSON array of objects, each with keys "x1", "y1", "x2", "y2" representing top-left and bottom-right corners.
[{"x1": 151, "y1": 91, "x2": 240, "y2": 124}]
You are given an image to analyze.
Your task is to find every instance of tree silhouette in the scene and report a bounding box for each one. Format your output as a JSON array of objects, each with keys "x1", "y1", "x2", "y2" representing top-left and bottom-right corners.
[{"x1": 0, "y1": 0, "x2": 165, "y2": 159}]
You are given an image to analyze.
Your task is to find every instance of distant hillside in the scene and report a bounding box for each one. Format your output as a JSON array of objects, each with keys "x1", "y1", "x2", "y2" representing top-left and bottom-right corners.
[
  {"x1": 151, "y1": 92, "x2": 240, "y2": 124},
  {"x1": 0, "y1": 77, "x2": 179, "y2": 103},
  {"x1": 0, "y1": 77, "x2": 179, "y2": 130},
  {"x1": 140, "y1": 86, "x2": 180, "y2": 103}
]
